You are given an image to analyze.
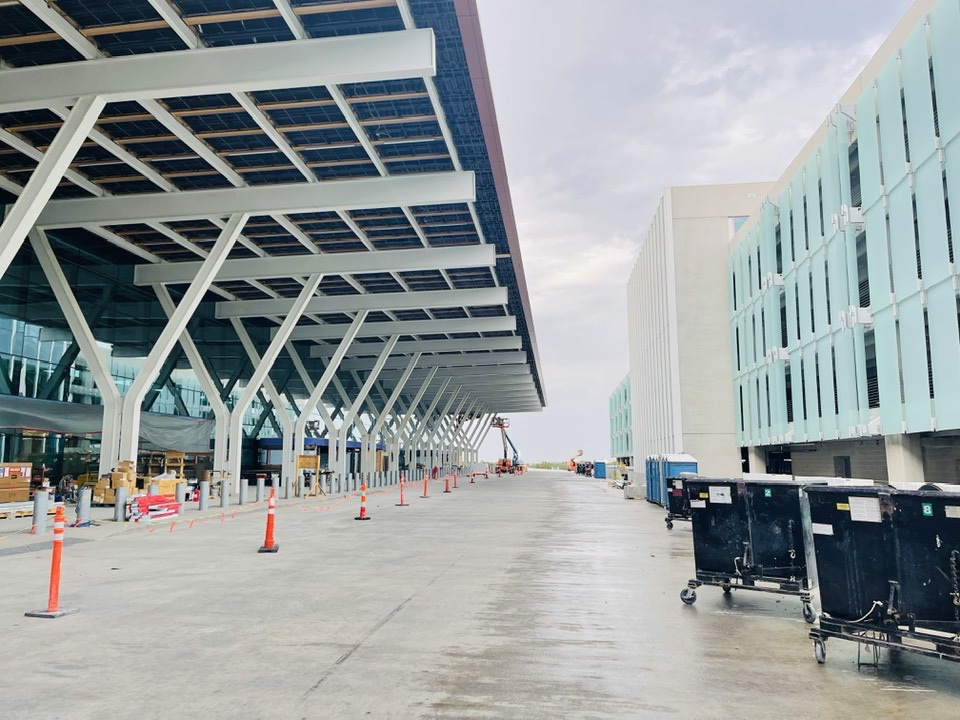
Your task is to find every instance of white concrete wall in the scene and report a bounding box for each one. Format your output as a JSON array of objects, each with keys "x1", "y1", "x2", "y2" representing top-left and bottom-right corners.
[{"x1": 627, "y1": 182, "x2": 772, "y2": 479}]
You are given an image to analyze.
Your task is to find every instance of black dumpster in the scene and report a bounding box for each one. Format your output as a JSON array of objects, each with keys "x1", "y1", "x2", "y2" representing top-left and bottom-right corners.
[
  {"x1": 680, "y1": 477, "x2": 817, "y2": 622},
  {"x1": 806, "y1": 484, "x2": 960, "y2": 665},
  {"x1": 664, "y1": 476, "x2": 693, "y2": 529}
]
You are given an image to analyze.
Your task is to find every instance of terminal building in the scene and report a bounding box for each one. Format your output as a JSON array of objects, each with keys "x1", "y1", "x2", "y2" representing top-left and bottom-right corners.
[
  {"x1": 618, "y1": 0, "x2": 960, "y2": 487},
  {"x1": 0, "y1": 0, "x2": 545, "y2": 497}
]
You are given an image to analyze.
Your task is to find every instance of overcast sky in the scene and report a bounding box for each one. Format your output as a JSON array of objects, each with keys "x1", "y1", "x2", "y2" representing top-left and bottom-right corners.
[{"x1": 472, "y1": 0, "x2": 914, "y2": 464}]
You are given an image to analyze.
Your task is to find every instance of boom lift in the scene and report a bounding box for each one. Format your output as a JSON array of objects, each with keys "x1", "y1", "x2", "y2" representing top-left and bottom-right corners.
[
  {"x1": 567, "y1": 449, "x2": 583, "y2": 471},
  {"x1": 491, "y1": 416, "x2": 523, "y2": 474}
]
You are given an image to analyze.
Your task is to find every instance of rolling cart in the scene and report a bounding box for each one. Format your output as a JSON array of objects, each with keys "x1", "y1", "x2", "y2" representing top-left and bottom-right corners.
[
  {"x1": 805, "y1": 484, "x2": 960, "y2": 665},
  {"x1": 664, "y1": 475, "x2": 694, "y2": 529},
  {"x1": 679, "y1": 477, "x2": 819, "y2": 623}
]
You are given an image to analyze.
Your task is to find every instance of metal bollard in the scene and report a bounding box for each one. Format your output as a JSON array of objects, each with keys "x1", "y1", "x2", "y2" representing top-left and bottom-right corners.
[
  {"x1": 175, "y1": 482, "x2": 187, "y2": 510},
  {"x1": 220, "y1": 480, "x2": 229, "y2": 508},
  {"x1": 148, "y1": 482, "x2": 159, "y2": 496},
  {"x1": 32, "y1": 490, "x2": 50, "y2": 534},
  {"x1": 114, "y1": 486, "x2": 128, "y2": 522},
  {"x1": 239, "y1": 478, "x2": 248, "y2": 505},
  {"x1": 256, "y1": 476, "x2": 265, "y2": 502},
  {"x1": 76, "y1": 486, "x2": 92, "y2": 524},
  {"x1": 199, "y1": 480, "x2": 209, "y2": 511}
]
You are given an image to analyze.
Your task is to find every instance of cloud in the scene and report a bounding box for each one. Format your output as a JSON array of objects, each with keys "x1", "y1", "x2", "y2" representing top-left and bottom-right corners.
[{"x1": 475, "y1": 0, "x2": 913, "y2": 463}]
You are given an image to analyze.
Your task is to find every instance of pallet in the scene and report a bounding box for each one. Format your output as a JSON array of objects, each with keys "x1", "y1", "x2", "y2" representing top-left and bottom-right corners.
[{"x1": 0, "y1": 501, "x2": 63, "y2": 520}]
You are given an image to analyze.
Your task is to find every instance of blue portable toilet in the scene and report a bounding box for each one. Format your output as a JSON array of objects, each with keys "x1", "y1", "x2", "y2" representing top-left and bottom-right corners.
[
  {"x1": 659, "y1": 454, "x2": 698, "y2": 508},
  {"x1": 594, "y1": 461, "x2": 607, "y2": 479},
  {"x1": 645, "y1": 455, "x2": 662, "y2": 505}
]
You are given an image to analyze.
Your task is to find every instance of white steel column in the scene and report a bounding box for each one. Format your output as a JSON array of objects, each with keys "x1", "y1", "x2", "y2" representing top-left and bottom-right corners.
[
  {"x1": 29, "y1": 228, "x2": 121, "y2": 476},
  {"x1": 399, "y1": 373, "x2": 445, "y2": 469},
  {"x1": 390, "y1": 368, "x2": 439, "y2": 469},
  {"x1": 365, "y1": 354, "x2": 420, "y2": 470},
  {"x1": 293, "y1": 312, "x2": 367, "y2": 478},
  {"x1": 0, "y1": 96, "x2": 104, "y2": 282},
  {"x1": 155, "y1": 285, "x2": 230, "y2": 475},
  {"x1": 439, "y1": 395, "x2": 472, "y2": 468},
  {"x1": 420, "y1": 388, "x2": 460, "y2": 471},
  {"x1": 225, "y1": 274, "x2": 322, "y2": 486},
  {"x1": 232, "y1": 321, "x2": 298, "y2": 495},
  {"x1": 117, "y1": 213, "x2": 248, "y2": 463},
  {"x1": 333, "y1": 337, "x2": 399, "y2": 479}
]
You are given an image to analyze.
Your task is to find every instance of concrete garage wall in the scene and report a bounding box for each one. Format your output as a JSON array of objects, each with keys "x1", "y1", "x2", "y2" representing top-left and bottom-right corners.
[{"x1": 788, "y1": 440, "x2": 889, "y2": 484}]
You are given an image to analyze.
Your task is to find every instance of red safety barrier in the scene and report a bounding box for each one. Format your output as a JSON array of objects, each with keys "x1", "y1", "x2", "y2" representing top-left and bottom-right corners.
[
  {"x1": 25, "y1": 506, "x2": 78, "y2": 619},
  {"x1": 355, "y1": 483, "x2": 371, "y2": 521},
  {"x1": 396, "y1": 472, "x2": 409, "y2": 507},
  {"x1": 258, "y1": 489, "x2": 279, "y2": 553},
  {"x1": 443, "y1": 474, "x2": 451, "y2": 493}
]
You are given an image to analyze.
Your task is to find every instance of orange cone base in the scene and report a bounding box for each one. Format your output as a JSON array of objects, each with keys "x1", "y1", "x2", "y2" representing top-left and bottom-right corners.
[
  {"x1": 25, "y1": 608, "x2": 78, "y2": 619},
  {"x1": 443, "y1": 489, "x2": 452, "y2": 493},
  {"x1": 354, "y1": 515, "x2": 371, "y2": 521},
  {"x1": 258, "y1": 544, "x2": 280, "y2": 553},
  {"x1": 395, "y1": 502, "x2": 409, "y2": 507}
]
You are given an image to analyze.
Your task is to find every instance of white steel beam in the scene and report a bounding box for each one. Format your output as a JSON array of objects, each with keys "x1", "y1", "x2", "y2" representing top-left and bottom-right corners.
[
  {"x1": 293, "y1": 311, "x2": 367, "y2": 473},
  {"x1": 376, "y1": 365, "x2": 531, "y2": 381},
  {"x1": 0, "y1": 30, "x2": 437, "y2": 114},
  {"x1": 366, "y1": 354, "x2": 420, "y2": 469},
  {"x1": 0, "y1": 96, "x2": 104, "y2": 282},
  {"x1": 117, "y1": 213, "x2": 249, "y2": 461},
  {"x1": 217, "y1": 287, "x2": 506, "y2": 319},
  {"x1": 334, "y1": 336, "x2": 399, "y2": 477},
  {"x1": 135, "y1": 244, "x2": 492, "y2": 285},
  {"x1": 226, "y1": 274, "x2": 324, "y2": 484},
  {"x1": 309, "y1": 336, "x2": 521, "y2": 358},
  {"x1": 284, "y1": 316, "x2": 515, "y2": 341},
  {"x1": 155, "y1": 285, "x2": 231, "y2": 474},
  {"x1": 37, "y1": 171, "x2": 475, "y2": 228},
  {"x1": 336, "y1": 351, "x2": 527, "y2": 372},
  {"x1": 29, "y1": 229, "x2": 122, "y2": 477}
]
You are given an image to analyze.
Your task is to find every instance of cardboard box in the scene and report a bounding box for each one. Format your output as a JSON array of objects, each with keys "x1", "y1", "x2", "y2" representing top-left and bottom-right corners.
[
  {"x1": 0, "y1": 488, "x2": 29, "y2": 503},
  {"x1": 0, "y1": 478, "x2": 28, "y2": 490}
]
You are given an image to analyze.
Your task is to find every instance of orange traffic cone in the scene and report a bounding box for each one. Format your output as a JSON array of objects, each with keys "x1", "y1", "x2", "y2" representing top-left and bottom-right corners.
[
  {"x1": 26, "y1": 506, "x2": 78, "y2": 619},
  {"x1": 258, "y1": 489, "x2": 279, "y2": 553}
]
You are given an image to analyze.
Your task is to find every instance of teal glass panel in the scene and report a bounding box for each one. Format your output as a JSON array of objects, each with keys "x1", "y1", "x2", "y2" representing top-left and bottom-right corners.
[
  {"x1": 760, "y1": 201, "x2": 777, "y2": 276},
  {"x1": 789, "y1": 349, "x2": 805, "y2": 438},
  {"x1": 877, "y1": 58, "x2": 908, "y2": 191},
  {"x1": 779, "y1": 187, "x2": 795, "y2": 268},
  {"x1": 784, "y1": 274, "x2": 799, "y2": 350},
  {"x1": 833, "y1": 330, "x2": 859, "y2": 436},
  {"x1": 770, "y1": 361, "x2": 787, "y2": 439},
  {"x1": 834, "y1": 114, "x2": 853, "y2": 206},
  {"x1": 888, "y1": 182, "x2": 921, "y2": 300},
  {"x1": 855, "y1": 89, "x2": 883, "y2": 211},
  {"x1": 926, "y1": 280, "x2": 960, "y2": 428},
  {"x1": 863, "y1": 203, "x2": 893, "y2": 310},
  {"x1": 817, "y1": 336, "x2": 838, "y2": 439},
  {"x1": 898, "y1": 295, "x2": 933, "y2": 432},
  {"x1": 757, "y1": 366, "x2": 769, "y2": 443},
  {"x1": 792, "y1": 173, "x2": 809, "y2": 259},
  {"x1": 914, "y1": 156, "x2": 952, "y2": 285},
  {"x1": 827, "y1": 232, "x2": 851, "y2": 324},
  {"x1": 811, "y1": 249, "x2": 829, "y2": 340},
  {"x1": 806, "y1": 153, "x2": 825, "y2": 243},
  {"x1": 929, "y1": 0, "x2": 960, "y2": 144},
  {"x1": 821, "y1": 134, "x2": 842, "y2": 230},
  {"x1": 852, "y1": 326, "x2": 870, "y2": 424},
  {"x1": 944, "y1": 140, "x2": 960, "y2": 261},
  {"x1": 803, "y1": 346, "x2": 821, "y2": 439},
  {"x1": 901, "y1": 24, "x2": 937, "y2": 167},
  {"x1": 796, "y1": 262, "x2": 813, "y2": 341},
  {"x1": 872, "y1": 306, "x2": 903, "y2": 434}
]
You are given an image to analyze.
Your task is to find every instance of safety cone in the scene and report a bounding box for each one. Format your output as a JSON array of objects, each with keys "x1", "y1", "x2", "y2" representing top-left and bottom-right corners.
[
  {"x1": 421, "y1": 472, "x2": 429, "y2": 499},
  {"x1": 258, "y1": 489, "x2": 279, "y2": 553},
  {"x1": 25, "y1": 506, "x2": 78, "y2": 619},
  {"x1": 396, "y1": 473, "x2": 409, "y2": 507},
  {"x1": 355, "y1": 483, "x2": 371, "y2": 520},
  {"x1": 453, "y1": 472, "x2": 459, "y2": 489},
  {"x1": 443, "y1": 474, "x2": 451, "y2": 493}
]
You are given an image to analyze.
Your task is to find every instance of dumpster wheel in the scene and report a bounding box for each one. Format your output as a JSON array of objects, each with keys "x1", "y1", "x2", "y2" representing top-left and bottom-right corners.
[
  {"x1": 802, "y1": 603, "x2": 817, "y2": 624},
  {"x1": 721, "y1": 582, "x2": 731, "y2": 594},
  {"x1": 680, "y1": 587, "x2": 697, "y2": 605},
  {"x1": 813, "y1": 638, "x2": 826, "y2": 664},
  {"x1": 665, "y1": 517, "x2": 674, "y2": 530}
]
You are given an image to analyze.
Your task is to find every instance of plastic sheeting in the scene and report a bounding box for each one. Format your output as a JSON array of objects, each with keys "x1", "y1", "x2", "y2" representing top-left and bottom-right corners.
[{"x1": 0, "y1": 395, "x2": 214, "y2": 452}]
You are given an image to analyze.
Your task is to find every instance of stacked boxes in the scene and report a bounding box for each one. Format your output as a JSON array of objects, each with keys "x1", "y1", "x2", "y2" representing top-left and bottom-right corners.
[
  {"x1": 92, "y1": 460, "x2": 139, "y2": 506},
  {"x1": 0, "y1": 473, "x2": 30, "y2": 504}
]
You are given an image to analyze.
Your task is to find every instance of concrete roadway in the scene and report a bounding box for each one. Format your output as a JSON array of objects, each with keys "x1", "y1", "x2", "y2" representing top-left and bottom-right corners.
[{"x1": 1, "y1": 470, "x2": 959, "y2": 719}]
